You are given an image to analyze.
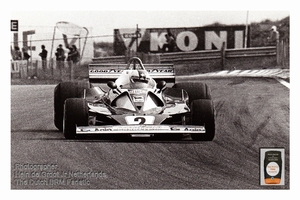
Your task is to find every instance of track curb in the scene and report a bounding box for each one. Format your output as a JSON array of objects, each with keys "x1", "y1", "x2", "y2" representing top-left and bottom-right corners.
[
  {"x1": 179, "y1": 69, "x2": 289, "y2": 79},
  {"x1": 177, "y1": 69, "x2": 290, "y2": 88}
]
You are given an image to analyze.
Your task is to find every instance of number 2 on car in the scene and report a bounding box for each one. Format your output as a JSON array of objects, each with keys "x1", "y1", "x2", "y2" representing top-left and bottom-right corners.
[{"x1": 125, "y1": 116, "x2": 155, "y2": 125}]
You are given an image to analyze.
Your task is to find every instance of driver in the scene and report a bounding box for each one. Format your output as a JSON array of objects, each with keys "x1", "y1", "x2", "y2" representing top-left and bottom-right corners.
[
  {"x1": 130, "y1": 70, "x2": 149, "y2": 83},
  {"x1": 115, "y1": 70, "x2": 156, "y2": 89},
  {"x1": 130, "y1": 70, "x2": 156, "y2": 88},
  {"x1": 115, "y1": 70, "x2": 137, "y2": 87}
]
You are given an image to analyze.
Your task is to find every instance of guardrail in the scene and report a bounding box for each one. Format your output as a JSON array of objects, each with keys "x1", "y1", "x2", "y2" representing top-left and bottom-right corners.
[
  {"x1": 92, "y1": 46, "x2": 277, "y2": 65},
  {"x1": 159, "y1": 46, "x2": 276, "y2": 63},
  {"x1": 225, "y1": 47, "x2": 276, "y2": 58},
  {"x1": 159, "y1": 50, "x2": 221, "y2": 63}
]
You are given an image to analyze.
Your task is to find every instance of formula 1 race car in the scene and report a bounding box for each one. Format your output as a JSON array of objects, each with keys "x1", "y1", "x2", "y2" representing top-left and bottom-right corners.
[{"x1": 54, "y1": 57, "x2": 215, "y2": 140}]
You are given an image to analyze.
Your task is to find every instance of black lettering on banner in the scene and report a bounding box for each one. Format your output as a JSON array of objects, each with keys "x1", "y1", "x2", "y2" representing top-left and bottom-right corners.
[
  {"x1": 134, "y1": 117, "x2": 146, "y2": 124},
  {"x1": 11, "y1": 20, "x2": 18, "y2": 31}
]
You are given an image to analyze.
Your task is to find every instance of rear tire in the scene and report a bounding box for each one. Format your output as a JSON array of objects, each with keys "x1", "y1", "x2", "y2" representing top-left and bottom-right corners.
[
  {"x1": 54, "y1": 82, "x2": 90, "y2": 131},
  {"x1": 190, "y1": 99, "x2": 215, "y2": 141},
  {"x1": 63, "y1": 98, "x2": 89, "y2": 139}
]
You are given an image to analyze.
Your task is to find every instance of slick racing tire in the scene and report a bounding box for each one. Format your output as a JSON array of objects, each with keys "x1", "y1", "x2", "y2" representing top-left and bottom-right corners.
[
  {"x1": 63, "y1": 98, "x2": 89, "y2": 139},
  {"x1": 190, "y1": 99, "x2": 215, "y2": 141},
  {"x1": 54, "y1": 81, "x2": 90, "y2": 131},
  {"x1": 173, "y1": 82, "x2": 212, "y2": 104}
]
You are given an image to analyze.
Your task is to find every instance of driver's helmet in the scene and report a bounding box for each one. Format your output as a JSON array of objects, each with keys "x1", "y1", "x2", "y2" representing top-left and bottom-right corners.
[
  {"x1": 128, "y1": 70, "x2": 156, "y2": 89},
  {"x1": 130, "y1": 70, "x2": 150, "y2": 84}
]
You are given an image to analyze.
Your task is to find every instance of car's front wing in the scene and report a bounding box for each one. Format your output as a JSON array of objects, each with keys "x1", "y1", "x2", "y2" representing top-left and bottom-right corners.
[{"x1": 76, "y1": 125, "x2": 205, "y2": 134}]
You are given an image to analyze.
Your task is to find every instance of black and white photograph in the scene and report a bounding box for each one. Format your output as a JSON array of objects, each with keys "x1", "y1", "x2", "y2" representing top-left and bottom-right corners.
[{"x1": 4, "y1": 0, "x2": 299, "y2": 198}]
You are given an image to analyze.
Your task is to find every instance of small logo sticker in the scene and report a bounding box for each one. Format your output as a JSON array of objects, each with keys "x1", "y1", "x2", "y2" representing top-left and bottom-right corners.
[{"x1": 260, "y1": 148, "x2": 285, "y2": 185}]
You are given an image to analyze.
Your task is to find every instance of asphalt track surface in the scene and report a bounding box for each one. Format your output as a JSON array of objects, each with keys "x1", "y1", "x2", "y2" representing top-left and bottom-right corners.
[{"x1": 11, "y1": 77, "x2": 289, "y2": 189}]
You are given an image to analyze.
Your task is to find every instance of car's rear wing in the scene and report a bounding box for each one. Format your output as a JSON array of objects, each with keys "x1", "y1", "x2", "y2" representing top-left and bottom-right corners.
[{"x1": 89, "y1": 64, "x2": 175, "y2": 84}]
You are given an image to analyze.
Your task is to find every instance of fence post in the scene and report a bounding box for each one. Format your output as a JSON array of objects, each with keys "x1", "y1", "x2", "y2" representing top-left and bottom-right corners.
[
  {"x1": 22, "y1": 61, "x2": 28, "y2": 79},
  {"x1": 34, "y1": 60, "x2": 38, "y2": 78},
  {"x1": 276, "y1": 40, "x2": 280, "y2": 67},
  {"x1": 50, "y1": 58, "x2": 54, "y2": 79},
  {"x1": 70, "y1": 62, "x2": 74, "y2": 81},
  {"x1": 220, "y1": 42, "x2": 226, "y2": 70},
  {"x1": 276, "y1": 39, "x2": 289, "y2": 69},
  {"x1": 284, "y1": 39, "x2": 289, "y2": 68}
]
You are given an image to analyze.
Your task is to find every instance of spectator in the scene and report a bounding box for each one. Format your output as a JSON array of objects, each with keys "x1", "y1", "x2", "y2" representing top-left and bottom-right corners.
[
  {"x1": 67, "y1": 45, "x2": 80, "y2": 64},
  {"x1": 162, "y1": 29, "x2": 177, "y2": 52},
  {"x1": 55, "y1": 44, "x2": 65, "y2": 61},
  {"x1": 55, "y1": 44, "x2": 65, "y2": 79},
  {"x1": 39, "y1": 45, "x2": 48, "y2": 60},
  {"x1": 13, "y1": 46, "x2": 22, "y2": 60},
  {"x1": 22, "y1": 47, "x2": 30, "y2": 61},
  {"x1": 267, "y1": 26, "x2": 280, "y2": 46},
  {"x1": 167, "y1": 28, "x2": 176, "y2": 41},
  {"x1": 22, "y1": 47, "x2": 31, "y2": 78},
  {"x1": 162, "y1": 33, "x2": 176, "y2": 52},
  {"x1": 39, "y1": 45, "x2": 48, "y2": 70}
]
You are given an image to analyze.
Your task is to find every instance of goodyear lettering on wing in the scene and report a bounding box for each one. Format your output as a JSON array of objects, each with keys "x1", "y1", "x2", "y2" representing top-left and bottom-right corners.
[
  {"x1": 147, "y1": 69, "x2": 174, "y2": 73},
  {"x1": 89, "y1": 69, "x2": 123, "y2": 73}
]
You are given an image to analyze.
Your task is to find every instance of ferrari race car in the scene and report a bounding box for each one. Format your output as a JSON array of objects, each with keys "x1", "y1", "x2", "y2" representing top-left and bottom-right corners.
[{"x1": 54, "y1": 57, "x2": 215, "y2": 140}]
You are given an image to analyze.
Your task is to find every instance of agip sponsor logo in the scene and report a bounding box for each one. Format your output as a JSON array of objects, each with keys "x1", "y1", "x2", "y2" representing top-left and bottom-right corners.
[
  {"x1": 184, "y1": 127, "x2": 206, "y2": 132},
  {"x1": 77, "y1": 127, "x2": 113, "y2": 132}
]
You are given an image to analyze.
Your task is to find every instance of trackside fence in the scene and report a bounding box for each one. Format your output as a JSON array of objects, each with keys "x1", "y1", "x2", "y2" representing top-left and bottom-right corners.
[
  {"x1": 11, "y1": 60, "x2": 87, "y2": 81},
  {"x1": 277, "y1": 39, "x2": 289, "y2": 69},
  {"x1": 11, "y1": 43, "x2": 289, "y2": 80}
]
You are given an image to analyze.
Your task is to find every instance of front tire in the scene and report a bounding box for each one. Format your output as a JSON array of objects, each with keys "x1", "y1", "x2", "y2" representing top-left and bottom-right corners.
[
  {"x1": 54, "y1": 81, "x2": 90, "y2": 131},
  {"x1": 63, "y1": 98, "x2": 89, "y2": 139},
  {"x1": 173, "y1": 82, "x2": 212, "y2": 104},
  {"x1": 190, "y1": 99, "x2": 215, "y2": 141}
]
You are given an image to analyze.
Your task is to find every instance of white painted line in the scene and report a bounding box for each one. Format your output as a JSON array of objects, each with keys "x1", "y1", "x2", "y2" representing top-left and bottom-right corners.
[
  {"x1": 216, "y1": 70, "x2": 229, "y2": 75},
  {"x1": 255, "y1": 70, "x2": 270, "y2": 75},
  {"x1": 228, "y1": 70, "x2": 241, "y2": 75},
  {"x1": 239, "y1": 70, "x2": 251, "y2": 74},
  {"x1": 250, "y1": 70, "x2": 260, "y2": 74},
  {"x1": 177, "y1": 69, "x2": 290, "y2": 82},
  {"x1": 257, "y1": 70, "x2": 270, "y2": 75},
  {"x1": 275, "y1": 78, "x2": 290, "y2": 89}
]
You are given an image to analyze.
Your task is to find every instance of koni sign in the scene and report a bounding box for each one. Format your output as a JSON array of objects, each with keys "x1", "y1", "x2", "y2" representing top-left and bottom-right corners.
[{"x1": 114, "y1": 25, "x2": 250, "y2": 55}]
